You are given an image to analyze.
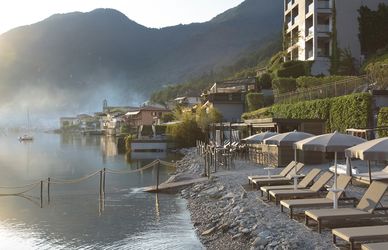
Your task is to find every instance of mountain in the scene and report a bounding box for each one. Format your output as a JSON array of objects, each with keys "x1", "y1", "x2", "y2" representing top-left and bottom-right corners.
[{"x1": 0, "y1": 0, "x2": 283, "y2": 127}]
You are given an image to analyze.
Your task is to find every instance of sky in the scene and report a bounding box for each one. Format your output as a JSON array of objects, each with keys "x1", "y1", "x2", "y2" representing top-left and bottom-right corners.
[{"x1": 0, "y1": 0, "x2": 245, "y2": 34}]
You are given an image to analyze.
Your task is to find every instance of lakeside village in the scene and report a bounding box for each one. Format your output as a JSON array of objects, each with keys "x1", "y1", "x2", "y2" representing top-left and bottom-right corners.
[{"x1": 59, "y1": 1, "x2": 388, "y2": 249}]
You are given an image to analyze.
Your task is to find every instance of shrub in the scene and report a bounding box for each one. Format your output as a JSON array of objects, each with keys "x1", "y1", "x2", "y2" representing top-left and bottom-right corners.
[
  {"x1": 329, "y1": 93, "x2": 371, "y2": 132},
  {"x1": 246, "y1": 92, "x2": 264, "y2": 112},
  {"x1": 296, "y1": 75, "x2": 351, "y2": 89},
  {"x1": 377, "y1": 107, "x2": 388, "y2": 137},
  {"x1": 166, "y1": 112, "x2": 204, "y2": 148},
  {"x1": 161, "y1": 112, "x2": 174, "y2": 123},
  {"x1": 242, "y1": 107, "x2": 273, "y2": 120},
  {"x1": 258, "y1": 73, "x2": 272, "y2": 89},
  {"x1": 196, "y1": 106, "x2": 222, "y2": 132},
  {"x1": 272, "y1": 77, "x2": 297, "y2": 94},
  {"x1": 276, "y1": 61, "x2": 310, "y2": 78},
  {"x1": 365, "y1": 58, "x2": 388, "y2": 89}
]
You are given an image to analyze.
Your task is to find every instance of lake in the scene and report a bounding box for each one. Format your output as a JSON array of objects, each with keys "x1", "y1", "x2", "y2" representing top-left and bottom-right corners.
[{"x1": 0, "y1": 133, "x2": 203, "y2": 249}]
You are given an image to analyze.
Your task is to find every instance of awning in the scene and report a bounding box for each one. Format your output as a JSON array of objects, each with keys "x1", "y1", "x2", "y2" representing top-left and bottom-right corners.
[{"x1": 125, "y1": 111, "x2": 140, "y2": 116}]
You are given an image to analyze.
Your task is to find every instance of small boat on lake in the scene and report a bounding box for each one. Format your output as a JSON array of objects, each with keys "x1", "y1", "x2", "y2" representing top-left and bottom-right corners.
[
  {"x1": 18, "y1": 134, "x2": 34, "y2": 141},
  {"x1": 19, "y1": 109, "x2": 34, "y2": 141}
]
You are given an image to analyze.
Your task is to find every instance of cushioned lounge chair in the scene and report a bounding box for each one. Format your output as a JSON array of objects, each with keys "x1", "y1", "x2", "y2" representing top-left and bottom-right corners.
[
  {"x1": 353, "y1": 166, "x2": 388, "y2": 184},
  {"x1": 268, "y1": 172, "x2": 334, "y2": 204},
  {"x1": 362, "y1": 242, "x2": 388, "y2": 250},
  {"x1": 251, "y1": 163, "x2": 305, "y2": 189},
  {"x1": 280, "y1": 175, "x2": 352, "y2": 218},
  {"x1": 332, "y1": 225, "x2": 388, "y2": 250},
  {"x1": 260, "y1": 168, "x2": 321, "y2": 198},
  {"x1": 248, "y1": 161, "x2": 297, "y2": 184},
  {"x1": 305, "y1": 181, "x2": 388, "y2": 233}
]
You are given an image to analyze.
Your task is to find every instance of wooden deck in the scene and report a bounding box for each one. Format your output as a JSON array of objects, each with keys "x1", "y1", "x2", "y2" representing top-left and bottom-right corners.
[
  {"x1": 143, "y1": 177, "x2": 209, "y2": 193},
  {"x1": 143, "y1": 170, "x2": 251, "y2": 193}
]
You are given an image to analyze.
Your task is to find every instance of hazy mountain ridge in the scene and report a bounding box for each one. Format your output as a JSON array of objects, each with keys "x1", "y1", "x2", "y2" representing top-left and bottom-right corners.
[{"x1": 0, "y1": 0, "x2": 283, "y2": 127}]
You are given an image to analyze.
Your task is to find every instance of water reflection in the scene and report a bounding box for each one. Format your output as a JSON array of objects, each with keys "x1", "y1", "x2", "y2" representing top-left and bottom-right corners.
[{"x1": 0, "y1": 133, "x2": 202, "y2": 249}]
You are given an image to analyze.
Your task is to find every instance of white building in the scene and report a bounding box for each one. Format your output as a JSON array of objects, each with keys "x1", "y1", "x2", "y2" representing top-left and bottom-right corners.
[{"x1": 284, "y1": 0, "x2": 388, "y2": 75}]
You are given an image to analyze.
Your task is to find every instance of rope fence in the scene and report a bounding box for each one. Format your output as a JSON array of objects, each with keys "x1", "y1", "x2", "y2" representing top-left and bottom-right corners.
[{"x1": 0, "y1": 159, "x2": 175, "y2": 207}]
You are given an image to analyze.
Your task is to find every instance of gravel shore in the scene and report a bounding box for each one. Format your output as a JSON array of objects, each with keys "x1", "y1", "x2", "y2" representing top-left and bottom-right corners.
[{"x1": 171, "y1": 148, "x2": 388, "y2": 250}]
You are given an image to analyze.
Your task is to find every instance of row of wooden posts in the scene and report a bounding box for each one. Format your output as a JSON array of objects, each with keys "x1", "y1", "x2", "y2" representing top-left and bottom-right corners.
[
  {"x1": 40, "y1": 162, "x2": 163, "y2": 208},
  {"x1": 196, "y1": 140, "x2": 235, "y2": 178}
]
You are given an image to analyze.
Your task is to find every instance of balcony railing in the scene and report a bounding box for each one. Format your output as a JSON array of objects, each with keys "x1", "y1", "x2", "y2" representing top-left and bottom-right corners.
[
  {"x1": 306, "y1": 26, "x2": 314, "y2": 37},
  {"x1": 292, "y1": 15, "x2": 299, "y2": 25},
  {"x1": 307, "y1": 3, "x2": 314, "y2": 14},
  {"x1": 317, "y1": 24, "x2": 330, "y2": 33}
]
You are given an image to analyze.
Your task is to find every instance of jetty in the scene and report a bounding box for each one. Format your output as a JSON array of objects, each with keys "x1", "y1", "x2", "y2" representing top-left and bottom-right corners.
[{"x1": 143, "y1": 171, "x2": 241, "y2": 193}]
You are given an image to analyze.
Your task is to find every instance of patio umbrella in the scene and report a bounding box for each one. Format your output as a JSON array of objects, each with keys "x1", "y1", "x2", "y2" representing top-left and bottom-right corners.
[
  {"x1": 294, "y1": 131, "x2": 366, "y2": 208},
  {"x1": 264, "y1": 130, "x2": 314, "y2": 162},
  {"x1": 241, "y1": 131, "x2": 278, "y2": 144},
  {"x1": 345, "y1": 137, "x2": 388, "y2": 184}
]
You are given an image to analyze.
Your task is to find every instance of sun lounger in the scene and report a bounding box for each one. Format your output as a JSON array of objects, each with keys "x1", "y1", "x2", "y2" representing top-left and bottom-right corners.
[
  {"x1": 280, "y1": 175, "x2": 352, "y2": 218},
  {"x1": 268, "y1": 172, "x2": 334, "y2": 204},
  {"x1": 251, "y1": 163, "x2": 305, "y2": 189},
  {"x1": 353, "y1": 166, "x2": 388, "y2": 184},
  {"x1": 248, "y1": 161, "x2": 297, "y2": 184},
  {"x1": 305, "y1": 181, "x2": 388, "y2": 233},
  {"x1": 362, "y1": 242, "x2": 388, "y2": 250},
  {"x1": 332, "y1": 225, "x2": 388, "y2": 250},
  {"x1": 260, "y1": 168, "x2": 321, "y2": 198}
]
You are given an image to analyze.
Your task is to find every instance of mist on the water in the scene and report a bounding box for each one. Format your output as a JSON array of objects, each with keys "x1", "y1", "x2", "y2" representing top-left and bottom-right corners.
[{"x1": 0, "y1": 78, "x2": 146, "y2": 129}]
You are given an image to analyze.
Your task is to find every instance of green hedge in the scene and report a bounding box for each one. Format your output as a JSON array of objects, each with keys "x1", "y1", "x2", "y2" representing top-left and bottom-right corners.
[
  {"x1": 296, "y1": 75, "x2": 353, "y2": 89},
  {"x1": 258, "y1": 73, "x2": 272, "y2": 89},
  {"x1": 377, "y1": 107, "x2": 388, "y2": 137},
  {"x1": 272, "y1": 77, "x2": 297, "y2": 94},
  {"x1": 242, "y1": 93, "x2": 372, "y2": 133},
  {"x1": 276, "y1": 61, "x2": 311, "y2": 78},
  {"x1": 246, "y1": 92, "x2": 264, "y2": 112},
  {"x1": 329, "y1": 94, "x2": 371, "y2": 132}
]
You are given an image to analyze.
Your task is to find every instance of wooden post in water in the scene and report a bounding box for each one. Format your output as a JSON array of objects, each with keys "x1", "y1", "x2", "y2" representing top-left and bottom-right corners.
[
  {"x1": 103, "y1": 168, "x2": 106, "y2": 195},
  {"x1": 156, "y1": 160, "x2": 160, "y2": 192},
  {"x1": 47, "y1": 177, "x2": 51, "y2": 203},
  {"x1": 99, "y1": 170, "x2": 103, "y2": 198},
  {"x1": 40, "y1": 180, "x2": 43, "y2": 208}
]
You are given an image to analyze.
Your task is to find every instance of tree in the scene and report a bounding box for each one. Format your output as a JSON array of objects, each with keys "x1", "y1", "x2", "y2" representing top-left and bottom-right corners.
[
  {"x1": 166, "y1": 112, "x2": 204, "y2": 148},
  {"x1": 196, "y1": 106, "x2": 222, "y2": 132}
]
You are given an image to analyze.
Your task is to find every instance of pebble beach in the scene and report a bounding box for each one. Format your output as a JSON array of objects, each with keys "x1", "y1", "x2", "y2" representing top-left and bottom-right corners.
[{"x1": 171, "y1": 148, "x2": 388, "y2": 250}]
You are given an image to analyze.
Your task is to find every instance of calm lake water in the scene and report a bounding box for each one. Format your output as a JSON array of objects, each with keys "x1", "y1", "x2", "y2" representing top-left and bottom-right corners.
[{"x1": 0, "y1": 133, "x2": 203, "y2": 250}]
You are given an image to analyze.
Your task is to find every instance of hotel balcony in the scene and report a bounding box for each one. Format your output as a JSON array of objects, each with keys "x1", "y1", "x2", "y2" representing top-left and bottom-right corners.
[
  {"x1": 306, "y1": 3, "x2": 314, "y2": 16},
  {"x1": 317, "y1": 0, "x2": 332, "y2": 14},
  {"x1": 305, "y1": 26, "x2": 314, "y2": 40},
  {"x1": 285, "y1": 0, "x2": 295, "y2": 13},
  {"x1": 317, "y1": 24, "x2": 331, "y2": 33}
]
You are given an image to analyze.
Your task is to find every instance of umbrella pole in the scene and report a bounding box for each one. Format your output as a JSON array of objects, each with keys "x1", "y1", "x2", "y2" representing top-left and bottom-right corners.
[
  {"x1": 334, "y1": 152, "x2": 337, "y2": 189},
  {"x1": 368, "y1": 160, "x2": 372, "y2": 185},
  {"x1": 333, "y1": 152, "x2": 338, "y2": 209},
  {"x1": 294, "y1": 148, "x2": 297, "y2": 174}
]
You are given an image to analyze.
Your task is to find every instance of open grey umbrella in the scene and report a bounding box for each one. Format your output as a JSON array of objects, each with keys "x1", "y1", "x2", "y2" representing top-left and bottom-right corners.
[
  {"x1": 264, "y1": 130, "x2": 314, "y2": 163},
  {"x1": 241, "y1": 131, "x2": 277, "y2": 144},
  {"x1": 294, "y1": 131, "x2": 366, "y2": 208},
  {"x1": 345, "y1": 137, "x2": 388, "y2": 184}
]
